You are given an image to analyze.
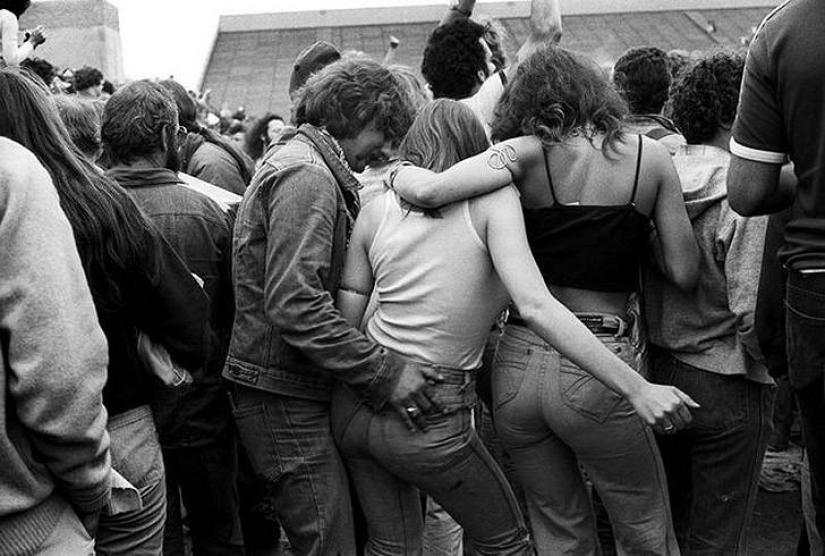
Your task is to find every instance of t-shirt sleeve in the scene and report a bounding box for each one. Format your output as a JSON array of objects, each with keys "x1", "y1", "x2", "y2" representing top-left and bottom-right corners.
[{"x1": 730, "y1": 27, "x2": 788, "y2": 165}]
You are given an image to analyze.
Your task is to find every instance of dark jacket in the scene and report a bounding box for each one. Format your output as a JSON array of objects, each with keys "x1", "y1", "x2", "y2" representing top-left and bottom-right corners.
[
  {"x1": 223, "y1": 124, "x2": 404, "y2": 407},
  {"x1": 108, "y1": 166, "x2": 233, "y2": 446},
  {"x1": 181, "y1": 132, "x2": 254, "y2": 196}
]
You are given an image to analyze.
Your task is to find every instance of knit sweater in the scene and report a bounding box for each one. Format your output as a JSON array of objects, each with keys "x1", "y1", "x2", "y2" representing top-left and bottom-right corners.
[
  {"x1": 0, "y1": 139, "x2": 111, "y2": 552},
  {"x1": 644, "y1": 144, "x2": 771, "y2": 384}
]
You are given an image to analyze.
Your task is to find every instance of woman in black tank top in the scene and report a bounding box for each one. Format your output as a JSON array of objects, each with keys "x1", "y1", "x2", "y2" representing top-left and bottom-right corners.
[{"x1": 391, "y1": 46, "x2": 699, "y2": 555}]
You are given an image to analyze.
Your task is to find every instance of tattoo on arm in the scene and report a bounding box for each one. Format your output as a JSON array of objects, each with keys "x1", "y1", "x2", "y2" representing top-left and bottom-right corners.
[{"x1": 487, "y1": 145, "x2": 518, "y2": 171}]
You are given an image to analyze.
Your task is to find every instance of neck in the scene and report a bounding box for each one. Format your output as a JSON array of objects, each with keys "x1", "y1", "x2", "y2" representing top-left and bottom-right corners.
[
  {"x1": 704, "y1": 128, "x2": 732, "y2": 152},
  {"x1": 110, "y1": 156, "x2": 165, "y2": 171}
]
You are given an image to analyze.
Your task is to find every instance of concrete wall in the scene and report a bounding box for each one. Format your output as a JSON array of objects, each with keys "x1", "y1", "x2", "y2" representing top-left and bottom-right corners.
[{"x1": 19, "y1": 0, "x2": 124, "y2": 82}]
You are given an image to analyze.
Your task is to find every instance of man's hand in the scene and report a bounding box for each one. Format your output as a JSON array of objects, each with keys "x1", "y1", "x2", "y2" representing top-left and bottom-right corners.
[
  {"x1": 387, "y1": 362, "x2": 445, "y2": 432},
  {"x1": 627, "y1": 382, "x2": 699, "y2": 435}
]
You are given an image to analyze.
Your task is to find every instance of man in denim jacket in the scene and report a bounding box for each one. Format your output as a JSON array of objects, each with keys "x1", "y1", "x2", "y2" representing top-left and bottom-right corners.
[{"x1": 224, "y1": 58, "x2": 443, "y2": 554}]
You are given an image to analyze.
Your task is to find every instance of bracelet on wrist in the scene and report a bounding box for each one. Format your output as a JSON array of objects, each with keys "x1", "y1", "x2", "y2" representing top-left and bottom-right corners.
[{"x1": 387, "y1": 160, "x2": 413, "y2": 191}]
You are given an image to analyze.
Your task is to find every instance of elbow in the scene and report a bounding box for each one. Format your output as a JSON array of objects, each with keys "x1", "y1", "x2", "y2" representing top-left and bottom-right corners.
[
  {"x1": 406, "y1": 184, "x2": 443, "y2": 209},
  {"x1": 668, "y1": 260, "x2": 699, "y2": 291},
  {"x1": 728, "y1": 190, "x2": 761, "y2": 217}
]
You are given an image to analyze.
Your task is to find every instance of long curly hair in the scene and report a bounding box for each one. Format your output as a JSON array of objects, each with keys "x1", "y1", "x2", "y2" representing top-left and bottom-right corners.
[
  {"x1": 400, "y1": 99, "x2": 489, "y2": 173},
  {"x1": 294, "y1": 58, "x2": 415, "y2": 143},
  {"x1": 491, "y1": 45, "x2": 627, "y2": 154},
  {"x1": 669, "y1": 50, "x2": 745, "y2": 145}
]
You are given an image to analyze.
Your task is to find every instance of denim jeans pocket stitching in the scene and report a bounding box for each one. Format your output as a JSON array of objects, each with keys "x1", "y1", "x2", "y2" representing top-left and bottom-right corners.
[
  {"x1": 231, "y1": 400, "x2": 284, "y2": 483},
  {"x1": 492, "y1": 347, "x2": 532, "y2": 411},
  {"x1": 559, "y1": 363, "x2": 624, "y2": 424}
]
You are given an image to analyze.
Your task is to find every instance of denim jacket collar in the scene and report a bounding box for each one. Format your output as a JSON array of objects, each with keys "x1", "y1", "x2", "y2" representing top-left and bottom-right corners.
[
  {"x1": 297, "y1": 124, "x2": 362, "y2": 195},
  {"x1": 105, "y1": 166, "x2": 183, "y2": 189}
]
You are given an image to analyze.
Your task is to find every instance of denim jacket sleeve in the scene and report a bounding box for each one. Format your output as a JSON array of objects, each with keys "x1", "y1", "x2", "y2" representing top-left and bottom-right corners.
[{"x1": 263, "y1": 163, "x2": 403, "y2": 408}]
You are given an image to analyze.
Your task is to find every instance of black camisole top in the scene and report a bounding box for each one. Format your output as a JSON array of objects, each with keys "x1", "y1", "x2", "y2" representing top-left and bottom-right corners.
[{"x1": 523, "y1": 137, "x2": 651, "y2": 292}]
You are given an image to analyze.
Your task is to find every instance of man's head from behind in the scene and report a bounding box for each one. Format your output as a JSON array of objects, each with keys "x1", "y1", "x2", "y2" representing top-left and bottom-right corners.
[
  {"x1": 288, "y1": 41, "x2": 342, "y2": 101},
  {"x1": 613, "y1": 46, "x2": 671, "y2": 115},
  {"x1": 293, "y1": 58, "x2": 415, "y2": 172},
  {"x1": 101, "y1": 80, "x2": 180, "y2": 170},
  {"x1": 74, "y1": 66, "x2": 104, "y2": 97},
  {"x1": 421, "y1": 18, "x2": 490, "y2": 100}
]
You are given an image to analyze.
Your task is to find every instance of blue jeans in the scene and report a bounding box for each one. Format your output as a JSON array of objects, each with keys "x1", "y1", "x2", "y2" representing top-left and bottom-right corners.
[
  {"x1": 161, "y1": 431, "x2": 244, "y2": 556},
  {"x1": 493, "y1": 323, "x2": 678, "y2": 556},
  {"x1": 331, "y1": 368, "x2": 531, "y2": 556},
  {"x1": 229, "y1": 384, "x2": 355, "y2": 556},
  {"x1": 96, "y1": 405, "x2": 167, "y2": 556},
  {"x1": 787, "y1": 270, "x2": 825, "y2": 548},
  {"x1": 648, "y1": 350, "x2": 774, "y2": 555}
]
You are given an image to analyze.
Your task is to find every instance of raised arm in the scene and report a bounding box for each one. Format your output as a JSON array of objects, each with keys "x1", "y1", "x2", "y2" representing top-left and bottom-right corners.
[
  {"x1": 392, "y1": 136, "x2": 538, "y2": 208},
  {"x1": 475, "y1": 185, "x2": 698, "y2": 429},
  {"x1": 0, "y1": 12, "x2": 44, "y2": 66},
  {"x1": 517, "y1": 0, "x2": 562, "y2": 64},
  {"x1": 649, "y1": 140, "x2": 700, "y2": 290}
]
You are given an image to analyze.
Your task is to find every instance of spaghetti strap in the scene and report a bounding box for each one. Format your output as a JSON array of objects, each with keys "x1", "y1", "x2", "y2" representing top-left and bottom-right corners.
[
  {"x1": 542, "y1": 147, "x2": 559, "y2": 204},
  {"x1": 630, "y1": 135, "x2": 643, "y2": 204}
]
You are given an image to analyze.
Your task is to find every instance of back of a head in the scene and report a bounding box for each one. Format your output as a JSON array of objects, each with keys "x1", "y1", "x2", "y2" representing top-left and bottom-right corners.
[
  {"x1": 388, "y1": 65, "x2": 432, "y2": 114},
  {"x1": 74, "y1": 66, "x2": 104, "y2": 92},
  {"x1": 293, "y1": 58, "x2": 415, "y2": 145},
  {"x1": 400, "y1": 98, "x2": 489, "y2": 172},
  {"x1": 492, "y1": 45, "x2": 626, "y2": 152},
  {"x1": 669, "y1": 50, "x2": 745, "y2": 145},
  {"x1": 53, "y1": 94, "x2": 102, "y2": 160},
  {"x1": 613, "y1": 46, "x2": 671, "y2": 115},
  {"x1": 0, "y1": 66, "x2": 78, "y2": 166},
  {"x1": 102, "y1": 80, "x2": 178, "y2": 166},
  {"x1": 159, "y1": 79, "x2": 198, "y2": 129},
  {"x1": 421, "y1": 19, "x2": 488, "y2": 100},
  {"x1": 0, "y1": 0, "x2": 31, "y2": 17},
  {"x1": 20, "y1": 57, "x2": 55, "y2": 87}
]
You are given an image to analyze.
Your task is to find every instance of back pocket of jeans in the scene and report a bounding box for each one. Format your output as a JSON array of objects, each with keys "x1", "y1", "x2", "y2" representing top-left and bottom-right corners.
[
  {"x1": 559, "y1": 361, "x2": 624, "y2": 423},
  {"x1": 492, "y1": 346, "x2": 533, "y2": 410}
]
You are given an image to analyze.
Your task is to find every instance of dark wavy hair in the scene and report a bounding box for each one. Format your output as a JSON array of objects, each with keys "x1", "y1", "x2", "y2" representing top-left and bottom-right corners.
[
  {"x1": 53, "y1": 94, "x2": 102, "y2": 160},
  {"x1": 421, "y1": 18, "x2": 488, "y2": 100},
  {"x1": 101, "y1": 80, "x2": 178, "y2": 166},
  {"x1": 400, "y1": 98, "x2": 490, "y2": 173},
  {"x1": 491, "y1": 45, "x2": 627, "y2": 154},
  {"x1": 0, "y1": 67, "x2": 157, "y2": 312},
  {"x1": 0, "y1": 0, "x2": 30, "y2": 17},
  {"x1": 669, "y1": 50, "x2": 745, "y2": 145},
  {"x1": 159, "y1": 79, "x2": 254, "y2": 184},
  {"x1": 74, "y1": 66, "x2": 104, "y2": 92},
  {"x1": 613, "y1": 46, "x2": 671, "y2": 115},
  {"x1": 244, "y1": 112, "x2": 284, "y2": 160},
  {"x1": 20, "y1": 57, "x2": 55, "y2": 86},
  {"x1": 476, "y1": 15, "x2": 509, "y2": 73},
  {"x1": 294, "y1": 58, "x2": 415, "y2": 143}
]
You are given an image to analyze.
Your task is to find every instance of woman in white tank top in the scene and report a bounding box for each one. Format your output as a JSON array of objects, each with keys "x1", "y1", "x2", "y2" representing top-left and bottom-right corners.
[{"x1": 331, "y1": 99, "x2": 696, "y2": 555}]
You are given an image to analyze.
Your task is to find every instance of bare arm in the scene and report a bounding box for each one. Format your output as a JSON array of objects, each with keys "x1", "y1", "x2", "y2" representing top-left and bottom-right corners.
[
  {"x1": 392, "y1": 137, "x2": 537, "y2": 208},
  {"x1": 336, "y1": 203, "x2": 379, "y2": 330},
  {"x1": 0, "y1": 10, "x2": 34, "y2": 66},
  {"x1": 517, "y1": 0, "x2": 562, "y2": 64},
  {"x1": 728, "y1": 155, "x2": 794, "y2": 216},
  {"x1": 477, "y1": 186, "x2": 698, "y2": 428},
  {"x1": 650, "y1": 141, "x2": 700, "y2": 290}
]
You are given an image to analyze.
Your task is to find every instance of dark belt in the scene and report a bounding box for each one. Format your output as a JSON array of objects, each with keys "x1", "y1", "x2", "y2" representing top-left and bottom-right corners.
[{"x1": 506, "y1": 313, "x2": 631, "y2": 337}]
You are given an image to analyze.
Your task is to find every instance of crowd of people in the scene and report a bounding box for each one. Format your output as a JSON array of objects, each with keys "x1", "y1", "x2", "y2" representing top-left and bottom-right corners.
[{"x1": 2, "y1": 0, "x2": 824, "y2": 554}]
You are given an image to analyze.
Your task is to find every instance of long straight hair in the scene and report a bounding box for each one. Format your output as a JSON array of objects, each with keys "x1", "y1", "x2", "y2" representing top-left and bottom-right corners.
[
  {"x1": 0, "y1": 67, "x2": 157, "y2": 312},
  {"x1": 399, "y1": 98, "x2": 490, "y2": 172}
]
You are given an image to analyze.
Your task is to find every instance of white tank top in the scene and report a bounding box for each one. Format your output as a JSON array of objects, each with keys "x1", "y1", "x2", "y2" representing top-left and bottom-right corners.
[{"x1": 365, "y1": 192, "x2": 509, "y2": 369}]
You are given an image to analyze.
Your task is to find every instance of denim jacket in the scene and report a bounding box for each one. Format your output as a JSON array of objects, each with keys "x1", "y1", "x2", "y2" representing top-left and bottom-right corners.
[
  {"x1": 223, "y1": 125, "x2": 404, "y2": 408},
  {"x1": 107, "y1": 166, "x2": 234, "y2": 447}
]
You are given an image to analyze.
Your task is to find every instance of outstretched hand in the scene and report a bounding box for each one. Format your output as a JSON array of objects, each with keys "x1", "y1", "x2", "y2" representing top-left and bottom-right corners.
[
  {"x1": 387, "y1": 363, "x2": 444, "y2": 433},
  {"x1": 628, "y1": 382, "x2": 699, "y2": 435}
]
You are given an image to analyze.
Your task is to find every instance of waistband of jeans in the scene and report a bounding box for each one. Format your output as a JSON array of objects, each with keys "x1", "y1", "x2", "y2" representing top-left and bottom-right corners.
[
  {"x1": 507, "y1": 312, "x2": 631, "y2": 338},
  {"x1": 407, "y1": 361, "x2": 477, "y2": 386}
]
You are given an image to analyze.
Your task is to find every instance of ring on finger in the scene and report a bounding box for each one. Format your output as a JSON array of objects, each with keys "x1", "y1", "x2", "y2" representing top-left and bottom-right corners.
[
  {"x1": 663, "y1": 423, "x2": 676, "y2": 434},
  {"x1": 406, "y1": 405, "x2": 420, "y2": 417}
]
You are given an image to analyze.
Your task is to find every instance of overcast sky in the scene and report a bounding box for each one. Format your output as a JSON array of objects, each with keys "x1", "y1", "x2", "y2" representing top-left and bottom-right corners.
[{"x1": 103, "y1": 0, "x2": 494, "y2": 89}]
